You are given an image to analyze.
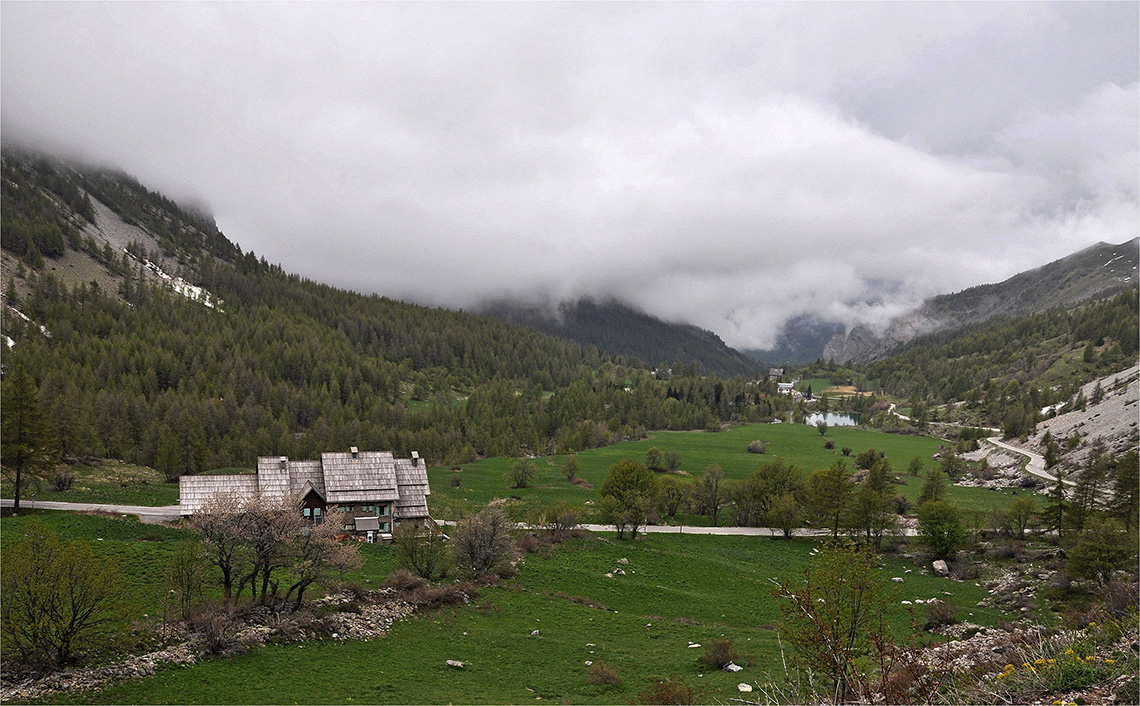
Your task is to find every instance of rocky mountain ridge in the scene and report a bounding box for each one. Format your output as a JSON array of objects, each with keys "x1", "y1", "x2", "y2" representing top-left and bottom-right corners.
[{"x1": 823, "y1": 239, "x2": 1139, "y2": 364}]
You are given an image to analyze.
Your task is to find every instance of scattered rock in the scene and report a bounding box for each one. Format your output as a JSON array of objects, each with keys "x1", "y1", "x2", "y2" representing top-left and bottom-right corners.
[
  {"x1": 933, "y1": 560, "x2": 950, "y2": 576},
  {"x1": 723, "y1": 662, "x2": 744, "y2": 672},
  {"x1": 737, "y1": 683, "x2": 753, "y2": 693},
  {"x1": 446, "y1": 660, "x2": 465, "y2": 669},
  {"x1": 530, "y1": 629, "x2": 540, "y2": 636},
  {"x1": 891, "y1": 577, "x2": 904, "y2": 583},
  {"x1": 618, "y1": 558, "x2": 629, "y2": 565}
]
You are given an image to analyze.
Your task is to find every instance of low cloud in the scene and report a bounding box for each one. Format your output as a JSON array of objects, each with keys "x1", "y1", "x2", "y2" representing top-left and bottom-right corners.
[{"x1": 2, "y1": 3, "x2": 1136, "y2": 348}]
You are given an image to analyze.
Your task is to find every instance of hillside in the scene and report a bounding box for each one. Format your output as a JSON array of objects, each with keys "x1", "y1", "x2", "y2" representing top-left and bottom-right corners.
[
  {"x1": 0, "y1": 150, "x2": 793, "y2": 472},
  {"x1": 823, "y1": 239, "x2": 1139, "y2": 364},
  {"x1": 481, "y1": 298, "x2": 759, "y2": 378}
]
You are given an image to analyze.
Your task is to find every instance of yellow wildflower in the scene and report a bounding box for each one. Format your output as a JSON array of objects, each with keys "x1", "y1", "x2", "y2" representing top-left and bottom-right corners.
[
  {"x1": 1022, "y1": 662, "x2": 1031, "y2": 668},
  {"x1": 1064, "y1": 649, "x2": 1075, "y2": 655},
  {"x1": 1035, "y1": 658, "x2": 1047, "y2": 665},
  {"x1": 1048, "y1": 659, "x2": 1056, "y2": 664},
  {"x1": 1105, "y1": 659, "x2": 1115, "y2": 664}
]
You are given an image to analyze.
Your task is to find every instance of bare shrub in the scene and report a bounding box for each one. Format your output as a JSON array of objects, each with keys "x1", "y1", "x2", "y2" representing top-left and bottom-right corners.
[
  {"x1": 392, "y1": 521, "x2": 449, "y2": 580},
  {"x1": 517, "y1": 532, "x2": 541, "y2": 554},
  {"x1": 991, "y1": 542, "x2": 1019, "y2": 560},
  {"x1": 382, "y1": 568, "x2": 428, "y2": 593},
  {"x1": 451, "y1": 507, "x2": 515, "y2": 578},
  {"x1": 338, "y1": 582, "x2": 373, "y2": 600},
  {"x1": 586, "y1": 661, "x2": 622, "y2": 686},
  {"x1": 189, "y1": 602, "x2": 240, "y2": 656},
  {"x1": 411, "y1": 583, "x2": 474, "y2": 609},
  {"x1": 639, "y1": 676, "x2": 699, "y2": 704}
]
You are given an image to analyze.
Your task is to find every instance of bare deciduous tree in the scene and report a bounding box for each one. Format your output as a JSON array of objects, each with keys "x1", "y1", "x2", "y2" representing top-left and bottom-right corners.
[
  {"x1": 392, "y1": 520, "x2": 449, "y2": 579},
  {"x1": 451, "y1": 507, "x2": 515, "y2": 577},
  {"x1": 190, "y1": 492, "x2": 254, "y2": 604},
  {"x1": 283, "y1": 520, "x2": 363, "y2": 609}
]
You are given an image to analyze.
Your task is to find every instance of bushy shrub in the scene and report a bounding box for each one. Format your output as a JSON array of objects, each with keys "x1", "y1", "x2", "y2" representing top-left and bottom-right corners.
[
  {"x1": 639, "y1": 676, "x2": 699, "y2": 705},
  {"x1": 52, "y1": 470, "x2": 76, "y2": 492},
  {"x1": 586, "y1": 661, "x2": 622, "y2": 686},
  {"x1": 823, "y1": 438, "x2": 836, "y2": 450},
  {"x1": 923, "y1": 599, "x2": 959, "y2": 630},
  {"x1": 747, "y1": 440, "x2": 767, "y2": 454},
  {"x1": 701, "y1": 639, "x2": 742, "y2": 669}
]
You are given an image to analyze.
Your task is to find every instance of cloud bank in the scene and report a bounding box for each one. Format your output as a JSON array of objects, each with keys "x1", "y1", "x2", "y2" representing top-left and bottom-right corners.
[{"x1": 2, "y1": 3, "x2": 1136, "y2": 348}]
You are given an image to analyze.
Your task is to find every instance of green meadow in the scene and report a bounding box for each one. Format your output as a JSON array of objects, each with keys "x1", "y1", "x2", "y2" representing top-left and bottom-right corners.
[
  {"x1": 8, "y1": 511, "x2": 1010, "y2": 705},
  {"x1": 428, "y1": 422, "x2": 1034, "y2": 521},
  {"x1": 0, "y1": 462, "x2": 179, "y2": 508}
]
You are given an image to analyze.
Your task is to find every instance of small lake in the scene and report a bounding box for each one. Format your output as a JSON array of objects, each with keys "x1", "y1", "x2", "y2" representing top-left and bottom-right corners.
[{"x1": 804, "y1": 412, "x2": 860, "y2": 427}]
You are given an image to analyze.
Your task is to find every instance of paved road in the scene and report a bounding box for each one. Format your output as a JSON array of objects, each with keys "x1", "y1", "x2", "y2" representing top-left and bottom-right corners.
[
  {"x1": 0, "y1": 499, "x2": 183, "y2": 524},
  {"x1": 438, "y1": 519, "x2": 919, "y2": 537},
  {"x1": 986, "y1": 437, "x2": 1074, "y2": 487}
]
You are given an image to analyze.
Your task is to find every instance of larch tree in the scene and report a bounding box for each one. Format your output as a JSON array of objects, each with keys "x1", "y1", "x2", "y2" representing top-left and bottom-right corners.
[{"x1": 1, "y1": 363, "x2": 54, "y2": 515}]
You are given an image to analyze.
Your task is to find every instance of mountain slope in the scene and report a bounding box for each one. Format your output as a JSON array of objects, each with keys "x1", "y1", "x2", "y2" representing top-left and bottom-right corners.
[
  {"x1": 480, "y1": 298, "x2": 759, "y2": 378},
  {"x1": 742, "y1": 314, "x2": 845, "y2": 366},
  {"x1": 1, "y1": 150, "x2": 791, "y2": 472},
  {"x1": 823, "y1": 239, "x2": 1139, "y2": 364}
]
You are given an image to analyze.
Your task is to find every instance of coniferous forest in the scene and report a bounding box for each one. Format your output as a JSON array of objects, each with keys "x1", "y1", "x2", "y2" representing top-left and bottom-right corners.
[{"x1": 1, "y1": 153, "x2": 795, "y2": 476}]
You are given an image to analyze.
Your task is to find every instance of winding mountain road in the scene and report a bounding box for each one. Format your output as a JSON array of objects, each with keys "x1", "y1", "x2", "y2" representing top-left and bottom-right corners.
[{"x1": 986, "y1": 437, "x2": 1074, "y2": 487}]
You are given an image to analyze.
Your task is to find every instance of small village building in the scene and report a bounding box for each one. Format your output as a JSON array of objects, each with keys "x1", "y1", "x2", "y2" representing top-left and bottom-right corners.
[{"x1": 179, "y1": 448, "x2": 430, "y2": 542}]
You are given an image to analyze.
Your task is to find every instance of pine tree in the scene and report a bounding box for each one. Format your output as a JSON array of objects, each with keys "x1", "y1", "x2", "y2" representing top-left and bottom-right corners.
[
  {"x1": 916, "y1": 467, "x2": 947, "y2": 506},
  {"x1": 1, "y1": 364, "x2": 54, "y2": 514}
]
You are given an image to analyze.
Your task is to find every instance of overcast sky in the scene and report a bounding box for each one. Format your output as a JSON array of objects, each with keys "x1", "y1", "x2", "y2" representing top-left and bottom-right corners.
[{"x1": 3, "y1": 2, "x2": 1137, "y2": 348}]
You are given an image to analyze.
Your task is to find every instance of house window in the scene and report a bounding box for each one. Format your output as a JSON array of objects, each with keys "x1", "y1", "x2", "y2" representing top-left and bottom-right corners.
[
  {"x1": 382, "y1": 505, "x2": 390, "y2": 516},
  {"x1": 341, "y1": 506, "x2": 352, "y2": 513},
  {"x1": 343, "y1": 524, "x2": 353, "y2": 531},
  {"x1": 381, "y1": 522, "x2": 390, "y2": 532}
]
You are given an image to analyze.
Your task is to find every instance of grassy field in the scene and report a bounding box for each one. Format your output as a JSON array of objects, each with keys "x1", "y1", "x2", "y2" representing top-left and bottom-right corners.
[
  {"x1": 428, "y1": 422, "x2": 1034, "y2": 521},
  {"x1": 1, "y1": 462, "x2": 180, "y2": 507},
  {"x1": 12, "y1": 512, "x2": 1010, "y2": 705},
  {"x1": 2, "y1": 423, "x2": 1035, "y2": 526}
]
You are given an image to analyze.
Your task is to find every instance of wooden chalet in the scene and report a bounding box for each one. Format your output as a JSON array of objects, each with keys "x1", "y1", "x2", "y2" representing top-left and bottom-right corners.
[{"x1": 179, "y1": 447, "x2": 431, "y2": 542}]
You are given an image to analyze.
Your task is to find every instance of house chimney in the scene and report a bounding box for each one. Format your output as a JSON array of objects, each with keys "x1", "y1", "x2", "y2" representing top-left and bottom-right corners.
[
  {"x1": 411, "y1": 451, "x2": 420, "y2": 466},
  {"x1": 280, "y1": 457, "x2": 287, "y2": 468},
  {"x1": 350, "y1": 446, "x2": 359, "y2": 458}
]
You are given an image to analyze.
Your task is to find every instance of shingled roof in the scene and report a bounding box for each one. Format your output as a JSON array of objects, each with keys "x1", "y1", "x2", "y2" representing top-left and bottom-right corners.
[
  {"x1": 179, "y1": 449, "x2": 428, "y2": 518},
  {"x1": 321, "y1": 451, "x2": 400, "y2": 504},
  {"x1": 394, "y1": 453, "x2": 431, "y2": 519},
  {"x1": 179, "y1": 475, "x2": 259, "y2": 514}
]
